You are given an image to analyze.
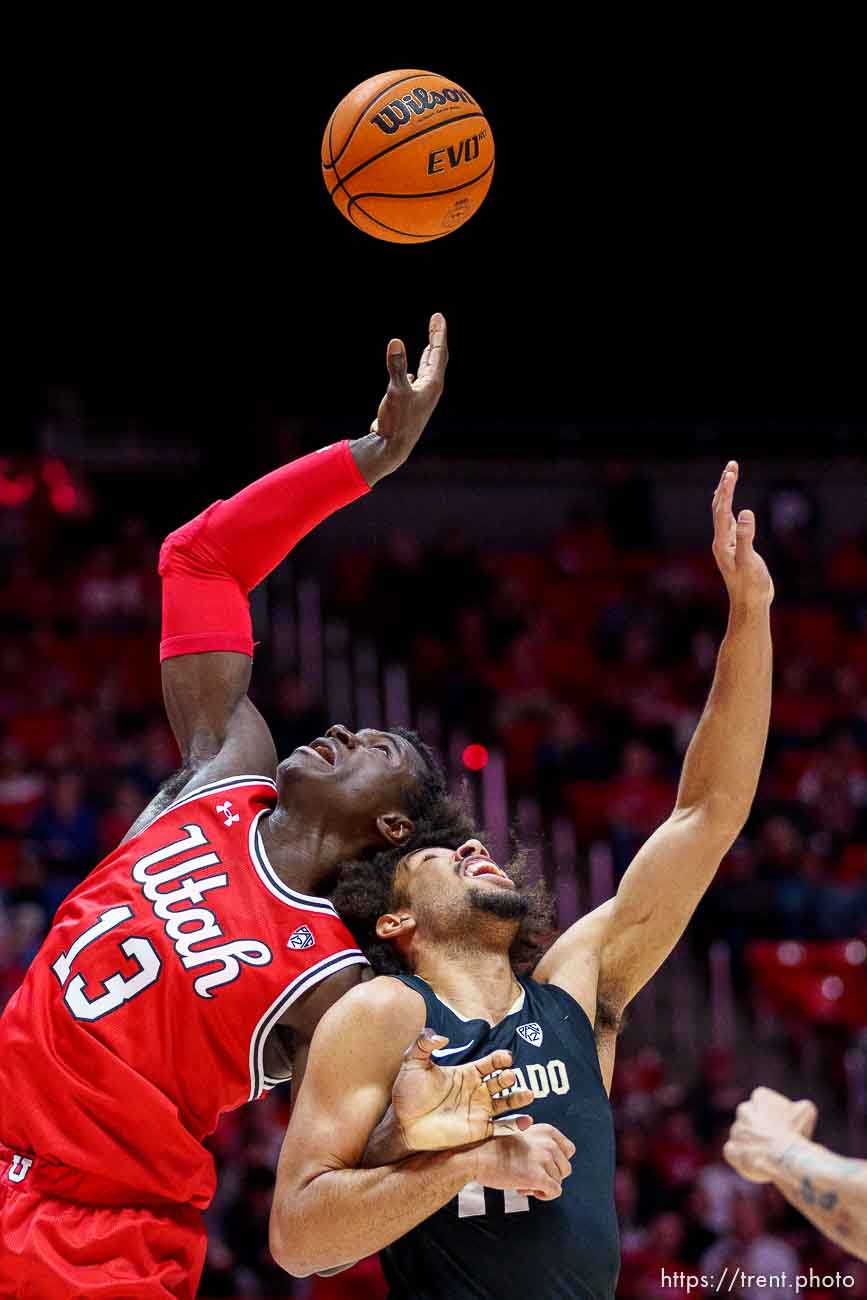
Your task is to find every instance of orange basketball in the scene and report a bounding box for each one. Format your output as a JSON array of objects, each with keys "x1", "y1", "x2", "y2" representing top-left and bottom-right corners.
[{"x1": 322, "y1": 70, "x2": 494, "y2": 244}]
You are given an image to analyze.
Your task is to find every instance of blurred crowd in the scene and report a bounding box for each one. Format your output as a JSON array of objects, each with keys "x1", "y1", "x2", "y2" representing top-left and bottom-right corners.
[
  {"x1": 331, "y1": 472, "x2": 867, "y2": 945},
  {"x1": 1, "y1": 458, "x2": 865, "y2": 1297}
]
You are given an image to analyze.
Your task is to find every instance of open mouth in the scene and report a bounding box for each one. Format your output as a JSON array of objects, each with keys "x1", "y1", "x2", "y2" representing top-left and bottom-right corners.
[
  {"x1": 460, "y1": 857, "x2": 514, "y2": 888},
  {"x1": 304, "y1": 738, "x2": 339, "y2": 767}
]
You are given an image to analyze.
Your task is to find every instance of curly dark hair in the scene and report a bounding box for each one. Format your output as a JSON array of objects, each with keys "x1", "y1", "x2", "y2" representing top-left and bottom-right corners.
[
  {"x1": 332, "y1": 736, "x2": 556, "y2": 976},
  {"x1": 389, "y1": 728, "x2": 459, "y2": 825}
]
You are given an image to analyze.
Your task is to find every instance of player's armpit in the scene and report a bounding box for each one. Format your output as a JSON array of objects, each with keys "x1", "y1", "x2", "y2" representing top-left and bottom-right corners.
[
  {"x1": 533, "y1": 901, "x2": 613, "y2": 1024},
  {"x1": 536, "y1": 811, "x2": 736, "y2": 1020},
  {"x1": 161, "y1": 659, "x2": 277, "y2": 778},
  {"x1": 277, "y1": 963, "x2": 370, "y2": 1107},
  {"x1": 595, "y1": 806, "x2": 735, "y2": 1012},
  {"x1": 118, "y1": 692, "x2": 277, "y2": 845}
]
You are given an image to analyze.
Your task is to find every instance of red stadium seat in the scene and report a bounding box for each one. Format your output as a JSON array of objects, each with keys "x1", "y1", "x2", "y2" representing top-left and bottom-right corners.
[{"x1": 747, "y1": 940, "x2": 867, "y2": 1030}]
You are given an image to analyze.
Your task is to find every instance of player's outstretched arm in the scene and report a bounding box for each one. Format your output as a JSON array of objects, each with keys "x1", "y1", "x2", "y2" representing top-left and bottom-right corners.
[
  {"x1": 536, "y1": 462, "x2": 774, "y2": 1019},
  {"x1": 349, "y1": 311, "x2": 448, "y2": 486},
  {"x1": 269, "y1": 976, "x2": 572, "y2": 1278},
  {"x1": 724, "y1": 1088, "x2": 867, "y2": 1261},
  {"x1": 125, "y1": 316, "x2": 448, "y2": 838}
]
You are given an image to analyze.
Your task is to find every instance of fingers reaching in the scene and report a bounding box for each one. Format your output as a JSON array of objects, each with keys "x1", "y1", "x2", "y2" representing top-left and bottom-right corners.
[
  {"x1": 734, "y1": 508, "x2": 756, "y2": 565},
  {"x1": 478, "y1": 1053, "x2": 534, "y2": 1114},
  {"x1": 490, "y1": 1087, "x2": 535, "y2": 1116},
  {"x1": 386, "y1": 338, "x2": 409, "y2": 388},
  {"x1": 483, "y1": 1067, "x2": 517, "y2": 1094},
  {"x1": 403, "y1": 1028, "x2": 448, "y2": 1064},
  {"x1": 474, "y1": 1049, "x2": 513, "y2": 1078},
  {"x1": 416, "y1": 312, "x2": 448, "y2": 386},
  {"x1": 712, "y1": 461, "x2": 738, "y2": 527}
]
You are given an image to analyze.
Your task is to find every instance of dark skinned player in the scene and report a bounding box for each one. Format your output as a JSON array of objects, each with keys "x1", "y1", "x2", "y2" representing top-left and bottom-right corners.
[{"x1": 0, "y1": 315, "x2": 483, "y2": 1299}]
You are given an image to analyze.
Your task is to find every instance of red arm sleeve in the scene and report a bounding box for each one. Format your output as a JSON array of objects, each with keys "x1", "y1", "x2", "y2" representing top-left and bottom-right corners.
[{"x1": 159, "y1": 441, "x2": 369, "y2": 661}]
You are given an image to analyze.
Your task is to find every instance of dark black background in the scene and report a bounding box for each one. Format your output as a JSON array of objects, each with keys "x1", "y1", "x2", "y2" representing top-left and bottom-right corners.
[{"x1": 16, "y1": 24, "x2": 866, "y2": 456}]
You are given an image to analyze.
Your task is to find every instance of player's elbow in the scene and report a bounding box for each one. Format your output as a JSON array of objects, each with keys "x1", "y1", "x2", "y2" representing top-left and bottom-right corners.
[
  {"x1": 672, "y1": 797, "x2": 746, "y2": 847},
  {"x1": 269, "y1": 1216, "x2": 315, "y2": 1278},
  {"x1": 269, "y1": 1198, "x2": 315, "y2": 1277}
]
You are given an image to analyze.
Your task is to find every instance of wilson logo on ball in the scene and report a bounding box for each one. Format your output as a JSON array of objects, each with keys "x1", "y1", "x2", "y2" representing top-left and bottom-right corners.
[
  {"x1": 323, "y1": 69, "x2": 494, "y2": 243},
  {"x1": 370, "y1": 85, "x2": 478, "y2": 136},
  {"x1": 428, "y1": 129, "x2": 487, "y2": 175}
]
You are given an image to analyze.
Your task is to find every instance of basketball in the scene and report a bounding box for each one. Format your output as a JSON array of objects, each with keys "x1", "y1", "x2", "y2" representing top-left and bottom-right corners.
[{"x1": 322, "y1": 70, "x2": 495, "y2": 243}]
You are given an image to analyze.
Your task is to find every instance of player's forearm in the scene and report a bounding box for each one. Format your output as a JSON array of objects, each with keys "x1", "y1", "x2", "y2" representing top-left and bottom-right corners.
[
  {"x1": 764, "y1": 1137, "x2": 867, "y2": 1261},
  {"x1": 163, "y1": 441, "x2": 368, "y2": 596},
  {"x1": 674, "y1": 600, "x2": 772, "y2": 831},
  {"x1": 159, "y1": 440, "x2": 368, "y2": 664},
  {"x1": 271, "y1": 1149, "x2": 476, "y2": 1276}
]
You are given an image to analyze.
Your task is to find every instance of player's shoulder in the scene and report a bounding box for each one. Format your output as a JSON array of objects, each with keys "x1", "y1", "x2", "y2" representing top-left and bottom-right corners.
[
  {"x1": 323, "y1": 973, "x2": 427, "y2": 1034},
  {"x1": 165, "y1": 773, "x2": 278, "y2": 822},
  {"x1": 129, "y1": 773, "x2": 277, "y2": 849}
]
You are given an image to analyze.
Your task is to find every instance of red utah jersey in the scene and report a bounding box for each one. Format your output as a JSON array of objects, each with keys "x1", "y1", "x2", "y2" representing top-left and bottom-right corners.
[{"x1": 0, "y1": 775, "x2": 368, "y2": 1209}]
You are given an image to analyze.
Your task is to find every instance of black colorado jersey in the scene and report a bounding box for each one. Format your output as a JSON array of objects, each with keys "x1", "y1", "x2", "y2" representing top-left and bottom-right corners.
[{"x1": 382, "y1": 974, "x2": 619, "y2": 1300}]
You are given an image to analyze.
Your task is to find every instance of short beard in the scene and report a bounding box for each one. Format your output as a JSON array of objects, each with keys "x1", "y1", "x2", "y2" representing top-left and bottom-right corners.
[{"x1": 466, "y1": 886, "x2": 529, "y2": 922}]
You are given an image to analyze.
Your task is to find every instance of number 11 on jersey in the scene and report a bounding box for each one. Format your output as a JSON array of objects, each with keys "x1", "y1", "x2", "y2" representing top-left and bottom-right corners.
[{"x1": 457, "y1": 1181, "x2": 530, "y2": 1218}]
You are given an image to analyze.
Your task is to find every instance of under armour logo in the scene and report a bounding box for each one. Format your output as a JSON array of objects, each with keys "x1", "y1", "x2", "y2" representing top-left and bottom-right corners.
[
  {"x1": 7, "y1": 1154, "x2": 33, "y2": 1184},
  {"x1": 288, "y1": 925, "x2": 315, "y2": 951},
  {"x1": 516, "y1": 1022, "x2": 543, "y2": 1047},
  {"x1": 216, "y1": 801, "x2": 240, "y2": 828}
]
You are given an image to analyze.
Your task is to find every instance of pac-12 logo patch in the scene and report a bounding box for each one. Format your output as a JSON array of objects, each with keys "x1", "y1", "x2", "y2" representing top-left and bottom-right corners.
[
  {"x1": 287, "y1": 925, "x2": 315, "y2": 951},
  {"x1": 516, "y1": 1022, "x2": 543, "y2": 1047}
]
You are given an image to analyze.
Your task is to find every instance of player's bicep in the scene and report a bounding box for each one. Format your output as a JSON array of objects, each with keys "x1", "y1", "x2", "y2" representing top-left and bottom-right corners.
[
  {"x1": 599, "y1": 808, "x2": 730, "y2": 1006},
  {"x1": 116, "y1": 695, "x2": 277, "y2": 848},
  {"x1": 275, "y1": 980, "x2": 423, "y2": 1188},
  {"x1": 534, "y1": 902, "x2": 614, "y2": 1022},
  {"x1": 161, "y1": 652, "x2": 277, "y2": 777},
  {"x1": 281, "y1": 962, "x2": 368, "y2": 1047}
]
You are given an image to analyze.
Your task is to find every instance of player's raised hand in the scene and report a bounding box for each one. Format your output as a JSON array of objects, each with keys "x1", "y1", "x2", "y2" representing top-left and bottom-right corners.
[
  {"x1": 711, "y1": 461, "x2": 775, "y2": 609},
  {"x1": 351, "y1": 313, "x2": 449, "y2": 486},
  {"x1": 390, "y1": 1028, "x2": 535, "y2": 1152}
]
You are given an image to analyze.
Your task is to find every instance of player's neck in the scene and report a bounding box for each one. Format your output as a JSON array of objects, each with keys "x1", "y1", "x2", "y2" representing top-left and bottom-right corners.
[
  {"x1": 258, "y1": 806, "x2": 357, "y2": 895},
  {"x1": 413, "y1": 945, "x2": 521, "y2": 1027}
]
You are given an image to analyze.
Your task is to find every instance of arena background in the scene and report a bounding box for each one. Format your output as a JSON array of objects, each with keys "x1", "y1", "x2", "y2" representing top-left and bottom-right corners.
[{"x1": 8, "y1": 32, "x2": 866, "y2": 1300}]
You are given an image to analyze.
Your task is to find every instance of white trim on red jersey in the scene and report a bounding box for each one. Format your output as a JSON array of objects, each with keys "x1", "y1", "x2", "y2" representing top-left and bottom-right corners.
[
  {"x1": 248, "y1": 947, "x2": 368, "y2": 1100},
  {"x1": 140, "y1": 775, "x2": 278, "y2": 836},
  {"x1": 247, "y1": 811, "x2": 340, "y2": 918},
  {"x1": 164, "y1": 774, "x2": 278, "y2": 817}
]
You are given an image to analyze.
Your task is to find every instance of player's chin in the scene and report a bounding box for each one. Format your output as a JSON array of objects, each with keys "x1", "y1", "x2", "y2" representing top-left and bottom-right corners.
[{"x1": 466, "y1": 886, "x2": 528, "y2": 920}]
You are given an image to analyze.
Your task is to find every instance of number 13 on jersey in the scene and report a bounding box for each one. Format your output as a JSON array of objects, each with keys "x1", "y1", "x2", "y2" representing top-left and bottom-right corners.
[{"x1": 52, "y1": 906, "x2": 161, "y2": 1022}]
